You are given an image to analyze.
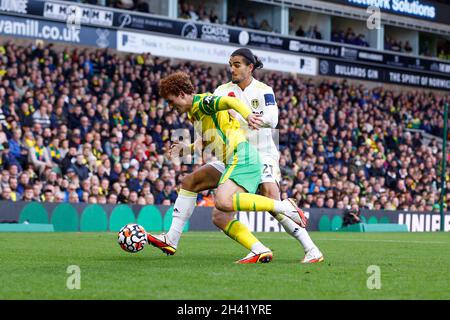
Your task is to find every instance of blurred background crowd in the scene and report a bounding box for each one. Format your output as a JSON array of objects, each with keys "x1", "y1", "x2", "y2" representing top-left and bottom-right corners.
[{"x1": 0, "y1": 41, "x2": 449, "y2": 212}]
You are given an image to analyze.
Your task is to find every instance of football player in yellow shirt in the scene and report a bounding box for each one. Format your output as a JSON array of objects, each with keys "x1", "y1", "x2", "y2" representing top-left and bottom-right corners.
[{"x1": 151, "y1": 71, "x2": 307, "y2": 263}]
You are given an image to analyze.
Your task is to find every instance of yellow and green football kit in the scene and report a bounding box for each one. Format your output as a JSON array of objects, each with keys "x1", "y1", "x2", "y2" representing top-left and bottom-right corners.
[
  {"x1": 188, "y1": 93, "x2": 262, "y2": 194},
  {"x1": 187, "y1": 93, "x2": 279, "y2": 253}
]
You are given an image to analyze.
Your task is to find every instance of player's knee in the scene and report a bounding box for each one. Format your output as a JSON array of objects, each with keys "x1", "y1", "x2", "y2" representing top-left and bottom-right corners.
[{"x1": 214, "y1": 196, "x2": 232, "y2": 212}]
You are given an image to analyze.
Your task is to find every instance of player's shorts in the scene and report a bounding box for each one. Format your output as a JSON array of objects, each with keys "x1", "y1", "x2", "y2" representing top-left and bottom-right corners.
[
  {"x1": 260, "y1": 157, "x2": 281, "y2": 185},
  {"x1": 218, "y1": 142, "x2": 262, "y2": 194},
  {"x1": 208, "y1": 155, "x2": 280, "y2": 185},
  {"x1": 208, "y1": 160, "x2": 226, "y2": 173}
]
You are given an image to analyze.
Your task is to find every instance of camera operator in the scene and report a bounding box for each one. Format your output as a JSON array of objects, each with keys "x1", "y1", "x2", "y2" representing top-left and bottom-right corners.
[{"x1": 342, "y1": 204, "x2": 361, "y2": 227}]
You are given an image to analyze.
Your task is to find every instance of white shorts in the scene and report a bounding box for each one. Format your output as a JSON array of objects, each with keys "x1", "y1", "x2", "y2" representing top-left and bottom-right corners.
[
  {"x1": 260, "y1": 157, "x2": 281, "y2": 184},
  {"x1": 208, "y1": 157, "x2": 281, "y2": 185},
  {"x1": 208, "y1": 160, "x2": 226, "y2": 174}
]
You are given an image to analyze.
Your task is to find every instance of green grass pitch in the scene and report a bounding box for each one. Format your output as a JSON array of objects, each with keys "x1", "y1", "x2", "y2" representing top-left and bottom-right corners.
[{"x1": 0, "y1": 231, "x2": 449, "y2": 299}]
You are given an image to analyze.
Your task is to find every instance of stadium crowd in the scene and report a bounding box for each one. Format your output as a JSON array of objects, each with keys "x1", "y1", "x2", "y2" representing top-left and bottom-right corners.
[
  {"x1": 331, "y1": 28, "x2": 369, "y2": 47},
  {"x1": 384, "y1": 37, "x2": 413, "y2": 54},
  {"x1": 179, "y1": 1, "x2": 220, "y2": 24},
  {"x1": 291, "y1": 23, "x2": 323, "y2": 40},
  {"x1": 227, "y1": 13, "x2": 274, "y2": 33},
  {"x1": 0, "y1": 41, "x2": 449, "y2": 212}
]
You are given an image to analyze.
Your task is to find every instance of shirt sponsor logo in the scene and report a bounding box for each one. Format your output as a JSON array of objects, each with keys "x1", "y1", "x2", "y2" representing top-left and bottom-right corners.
[
  {"x1": 264, "y1": 94, "x2": 275, "y2": 106},
  {"x1": 203, "y1": 95, "x2": 214, "y2": 106}
]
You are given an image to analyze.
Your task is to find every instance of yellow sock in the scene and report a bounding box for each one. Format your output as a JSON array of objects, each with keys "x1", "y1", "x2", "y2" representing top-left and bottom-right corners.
[
  {"x1": 232, "y1": 193, "x2": 275, "y2": 212},
  {"x1": 179, "y1": 188, "x2": 197, "y2": 197},
  {"x1": 223, "y1": 220, "x2": 259, "y2": 251}
]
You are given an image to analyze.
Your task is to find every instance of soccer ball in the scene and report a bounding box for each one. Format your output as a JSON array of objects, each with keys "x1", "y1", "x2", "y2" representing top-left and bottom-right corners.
[{"x1": 117, "y1": 224, "x2": 147, "y2": 253}]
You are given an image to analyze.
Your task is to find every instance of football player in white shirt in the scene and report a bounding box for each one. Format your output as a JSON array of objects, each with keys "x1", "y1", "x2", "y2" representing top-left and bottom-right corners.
[
  {"x1": 147, "y1": 48, "x2": 323, "y2": 263},
  {"x1": 211, "y1": 48, "x2": 323, "y2": 263}
]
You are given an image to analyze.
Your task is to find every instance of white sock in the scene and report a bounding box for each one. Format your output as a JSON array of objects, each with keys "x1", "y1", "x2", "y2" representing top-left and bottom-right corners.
[
  {"x1": 275, "y1": 214, "x2": 316, "y2": 252},
  {"x1": 273, "y1": 200, "x2": 288, "y2": 214},
  {"x1": 251, "y1": 242, "x2": 270, "y2": 254},
  {"x1": 273, "y1": 199, "x2": 300, "y2": 222},
  {"x1": 166, "y1": 189, "x2": 197, "y2": 247}
]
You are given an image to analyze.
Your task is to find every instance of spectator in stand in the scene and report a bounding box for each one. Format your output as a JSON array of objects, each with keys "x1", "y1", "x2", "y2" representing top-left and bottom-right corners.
[
  {"x1": 331, "y1": 28, "x2": 368, "y2": 47},
  {"x1": 22, "y1": 185, "x2": 35, "y2": 202},
  {"x1": 437, "y1": 49, "x2": 449, "y2": 60},
  {"x1": 296, "y1": 25, "x2": 305, "y2": 37},
  {"x1": 135, "y1": 0, "x2": 150, "y2": 13},
  {"x1": 179, "y1": 1, "x2": 219, "y2": 24},
  {"x1": 32, "y1": 105, "x2": 51, "y2": 129},
  {"x1": 198, "y1": 7, "x2": 211, "y2": 23},
  {"x1": 247, "y1": 13, "x2": 259, "y2": 30},
  {"x1": 113, "y1": 0, "x2": 135, "y2": 10},
  {"x1": 342, "y1": 204, "x2": 361, "y2": 227},
  {"x1": 1, "y1": 142, "x2": 22, "y2": 171},
  {"x1": 313, "y1": 26, "x2": 322, "y2": 40},
  {"x1": 385, "y1": 37, "x2": 418, "y2": 54},
  {"x1": 331, "y1": 30, "x2": 345, "y2": 43},
  {"x1": 305, "y1": 26, "x2": 322, "y2": 40},
  {"x1": 155, "y1": 181, "x2": 177, "y2": 204},
  {"x1": 404, "y1": 41, "x2": 413, "y2": 53},
  {"x1": 391, "y1": 41, "x2": 401, "y2": 52},
  {"x1": 29, "y1": 135, "x2": 54, "y2": 175},
  {"x1": 72, "y1": 154, "x2": 90, "y2": 182},
  {"x1": 355, "y1": 34, "x2": 369, "y2": 47},
  {"x1": 179, "y1": 1, "x2": 191, "y2": 19},
  {"x1": 259, "y1": 19, "x2": 273, "y2": 32},
  {"x1": 187, "y1": 3, "x2": 199, "y2": 21}
]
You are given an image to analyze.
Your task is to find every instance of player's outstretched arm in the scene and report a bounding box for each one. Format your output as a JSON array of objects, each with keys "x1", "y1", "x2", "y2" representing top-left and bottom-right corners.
[
  {"x1": 200, "y1": 95, "x2": 263, "y2": 129},
  {"x1": 216, "y1": 96, "x2": 263, "y2": 129},
  {"x1": 216, "y1": 96, "x2": 251, "y2": 117}
]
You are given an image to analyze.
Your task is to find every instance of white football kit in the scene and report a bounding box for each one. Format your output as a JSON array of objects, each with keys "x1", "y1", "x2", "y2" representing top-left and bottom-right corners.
[{"x1": 211, "y1": 78, "x2": 281, "y2": 184}]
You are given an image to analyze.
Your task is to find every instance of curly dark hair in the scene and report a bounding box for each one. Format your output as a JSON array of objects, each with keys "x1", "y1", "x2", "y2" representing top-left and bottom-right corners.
[{"x1": 159, "y1": 72, "x2": 195, "y2": 99}]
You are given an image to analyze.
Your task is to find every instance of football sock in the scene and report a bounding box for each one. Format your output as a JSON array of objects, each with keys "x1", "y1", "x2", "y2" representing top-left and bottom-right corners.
[
  {"x1": 275, "y1": 214, "x2": 315, "y2": 252},
  {"x1": 166, "y1": 189, "x2": 197, "y2": 247},
  {"x1": 232, "y1": 193, "x2": 296, "y2": 219},
  {"x1": 223, "y1": 219, "x2": 266, "y2": 252},
  {"x1": 232, "y1": 193, "x2": 275, "y2": 212}
]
